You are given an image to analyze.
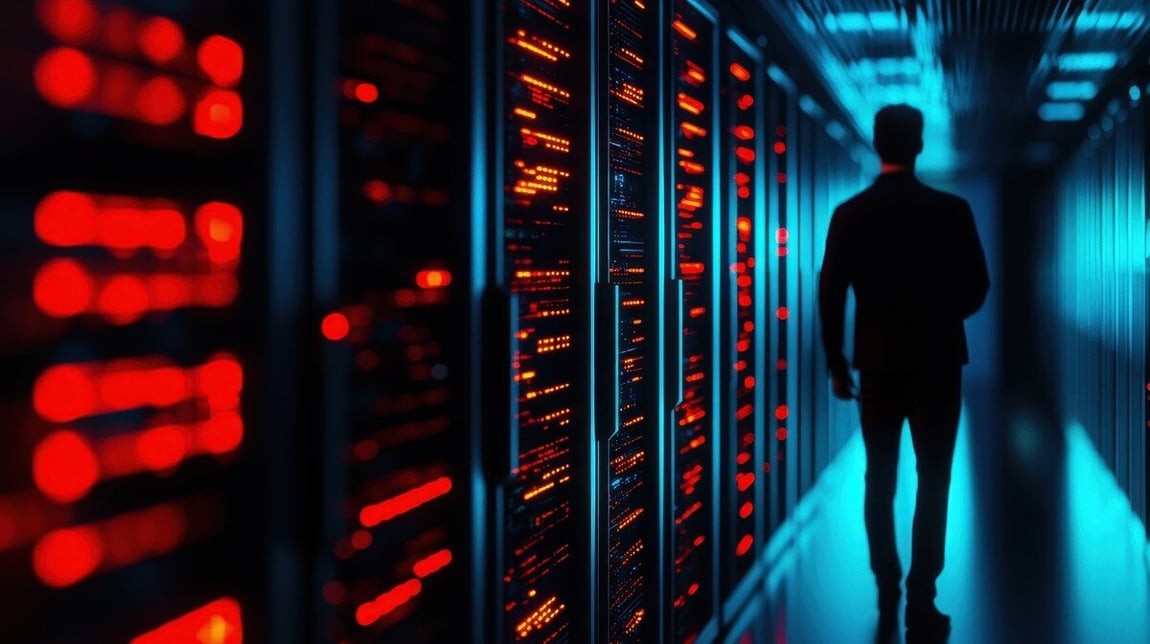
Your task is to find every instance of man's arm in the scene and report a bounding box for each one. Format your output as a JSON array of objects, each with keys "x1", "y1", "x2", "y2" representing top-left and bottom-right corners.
[
  {"x1": 956, "y1": 201, "x2": 990, "y2": 318},
  {"x1": 819, "y1": 205, "x2": 851, "y2": 373}
]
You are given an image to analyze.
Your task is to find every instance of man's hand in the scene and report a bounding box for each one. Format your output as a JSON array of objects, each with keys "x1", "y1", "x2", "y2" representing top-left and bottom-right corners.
[{"x1": 831, "y1": 367, "x2": 857, "y2": 400}]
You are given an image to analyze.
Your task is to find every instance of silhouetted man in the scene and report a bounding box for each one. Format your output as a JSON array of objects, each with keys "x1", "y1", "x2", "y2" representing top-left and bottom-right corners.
[{"x1": 818, "y1": 104, "x2": 989, "y2": 641}]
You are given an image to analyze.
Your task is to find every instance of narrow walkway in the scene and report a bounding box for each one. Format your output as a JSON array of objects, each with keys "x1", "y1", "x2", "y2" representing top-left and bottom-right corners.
[{"x1": 745, "y1": 403, "x2": 1150, "y2": 644}]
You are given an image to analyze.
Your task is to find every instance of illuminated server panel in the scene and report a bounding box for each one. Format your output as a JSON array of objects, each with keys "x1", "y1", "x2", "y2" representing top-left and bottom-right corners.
[
  {"x1": 722, "y1": 35, "x2": 763, "y2": 594},
  {"x1": 500, "y1": 0, "x2": 589, "y2": 641},
  {"x1": 768, "y1": 75, "x2": 796, "y2": 533},
  {"x1": 0, "y1": 0, "x2": 250, "y2": 641},
  {"x1": 318, "y1": 1, "x2": 470, "y2": 640},
  {"x1": 604, "y1": 0, "x2": 661, "y2": 640},
  {"x1": 669, "y1": 3, "x2": 717, "y2": 641}
]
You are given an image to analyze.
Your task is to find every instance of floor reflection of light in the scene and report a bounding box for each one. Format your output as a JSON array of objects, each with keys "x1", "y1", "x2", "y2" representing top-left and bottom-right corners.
[{"x1": 1064, "y1": 421, "x2": 1150, "y2": 643}]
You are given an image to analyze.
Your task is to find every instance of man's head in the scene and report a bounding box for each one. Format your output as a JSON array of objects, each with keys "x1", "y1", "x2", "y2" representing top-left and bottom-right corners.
[{"x1": 873, "y1": 104, "x2": 924, "y2": 166}]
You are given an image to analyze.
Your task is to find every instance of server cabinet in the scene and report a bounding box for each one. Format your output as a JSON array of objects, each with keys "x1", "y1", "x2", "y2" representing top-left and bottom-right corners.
[
  {"x1": 600, "y1": 0, "x2": 666, "y2": 641},
  {"x1": 311, "y1": 0, "x2": 477, "y2": 641},
  {"x1": 668, "y1": 1, "x2": 719, "y2": 641},
  {"x1": 0, "y1": 0, "x2": 260, "y2": 640},
  {"x1": 495, "y1": 0, "x2": 594, "y2": 641},
  {"x1": 719, "y1": 29, "x2": 766, "y2": 612},
  {"x1": 796, "y1": 109, "x2": 816, "y2": 498}
]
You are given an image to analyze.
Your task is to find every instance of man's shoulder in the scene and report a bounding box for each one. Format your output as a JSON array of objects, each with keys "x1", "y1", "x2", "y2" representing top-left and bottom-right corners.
[{"x1": 916, "y1": 181, "x2": 970, "y2": 212}]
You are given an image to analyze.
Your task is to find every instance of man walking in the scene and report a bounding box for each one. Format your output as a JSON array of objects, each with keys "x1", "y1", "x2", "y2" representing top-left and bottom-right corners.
[{"x1": 818, "y1": 104, "x2": 990, "y2": 641}]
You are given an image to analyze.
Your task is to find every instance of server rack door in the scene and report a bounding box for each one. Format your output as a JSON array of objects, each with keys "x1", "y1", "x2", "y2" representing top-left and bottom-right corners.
[
  {"x1": 602, "y1": 0, "x2": 665, "y2": 641},
  {"x1": 764, "y1": 74, "x2": 785, "y2": 536},
  {"x1": 783, "y1": 92, "x2": 801, "y2": 517},
  {"x1": 313, "y1": 1, "x2": 475, "y2": 641},
  {"x1": 668, "y1": 1, "x2": 719, "y2": 640},
  {"x1": 0, "y1": 1, "x2": 261, "y2": 640},
  {"x1": 497, "y1": 1, "x2": 593, "y2": 642},
  {"x1": 719, "y1": 30, "x2": 765, "y2": 609}
]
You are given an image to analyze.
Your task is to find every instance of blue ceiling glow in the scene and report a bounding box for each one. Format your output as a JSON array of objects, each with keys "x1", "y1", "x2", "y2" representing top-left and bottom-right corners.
[
  {"x1": 1038, "y1": 102, "x2": 1086, "y2": 122},
  {"x1": 1073, "y1": 11, "x2": 1145, "y2": 32},
  {"x1": 824, "y1": 11, "x2": 900, "y2": 32},
  {"x1": 1046, "y1": 81, "x2": 1099, "y2": 101},
  {"x1": 1056, "y1": 52, "x2": 1120, "y2": 72}
]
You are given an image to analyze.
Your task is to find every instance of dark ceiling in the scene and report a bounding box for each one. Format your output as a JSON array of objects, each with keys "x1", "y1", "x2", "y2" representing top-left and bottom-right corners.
[{"x1": 757, "y1": 0, "x2": 1150, "y2": 174}]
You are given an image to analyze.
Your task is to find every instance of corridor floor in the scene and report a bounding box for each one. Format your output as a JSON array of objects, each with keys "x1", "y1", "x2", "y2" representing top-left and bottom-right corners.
[{"x1": 741, "y1": 399, "x2": 1150, "y2": 644}]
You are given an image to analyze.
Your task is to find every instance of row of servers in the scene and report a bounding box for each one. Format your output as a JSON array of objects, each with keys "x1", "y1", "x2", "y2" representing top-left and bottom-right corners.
[
  {"x1": 0, "y1": 0, "x2": 869, "y2": 642},
  {"x1": 1044, "y1": 60, "x2": 1150, "y2": 527}
]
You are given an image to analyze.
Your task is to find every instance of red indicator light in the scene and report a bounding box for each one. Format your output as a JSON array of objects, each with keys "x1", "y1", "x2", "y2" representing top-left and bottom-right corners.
[
  {"x1": 197, "y1": 35, "x2": 244, "y2": 87},
  {"x1": 672, "y1": 20, "x2": 698, "y2": 41},
  {"x1": 363, "y1": 180, "x2": 392, "y2": 204},
  {"x1": 776, "y1": 306, "x2": 789, "y2": 320},
  {"x1": 677, "y1": 92, "x2": 704, "y2": 115},
  {"x1": 137, "y1": 17, "x2": 184, "y2": 64},
  {"x1": 679, "y1": 262, "x2": 705, "y2": 276},
  {"x1": 777, "y1": 173, "x2": 788, "y2": 184},
  {"x1": 412, "y1": 548, "x2": 453, "y2": 578},
  {"x1": 321, "y1": 312, "x2": 350, "y2": 341},
  {"x1": 353, "y1": 82, "x2": 378, "y2": 104},
  {"x1": 777, "y1": 359, "x2": 787, "y2": 370},
  {"x1": 776, "y1": 427, "x2": 788, "y2": 441},
  {"x1": 776, "y1": 125, "x2": 788, "y2": 137},
  {"x1": 733, "y1": 125, "x2": 755, "y2": 141},
  {"x1": 736, "y1": 147, "x2": 756, "y2": 163},
  {"x1": 729, "y1": 63, "x2": 751, "y2": 81},
  {"x1": 132, "y1": 598, "x2": 242, "y2": 644},
  {"x1": 359, "y1": 476, "x2": 453, "y2": 527},
  {"x1": 738, "y1": 186, "x2": 750, "y2": 199},
  {"x1": 34, "y1": 258, "x2": 94, "y2": 317},
  {"x1": 135, "y1": 76, "x2": 186, "y2": 125},
  {"x1": 34, "y1": 364, "x2": 97, "y2": 423},
  {"x1": 98, "y1": 274, "x2": 150, "y2": 323},
  {"x1": 350, "y1": 529, "x2": 372, "y2": 550},
  {"x1": 734, "y1": 172, "x2": 750, "y2": 186},
  {"x1": 736, "y1": 534, "x2": 754, "y2": 555},
  {"x1": 416, "y1": 269, "x2": 452, "y2": 289},
  {"x1": 736, "y1": 217, "x2": 751, "y2": 233},
  {"x1": 776, "y1": 227, "x2": 789, "y2": 244},
  {"x1": 736, "y1": 472, "x2": 756, "y2": 491},
  {"x1": 33, "y1": 430, "x2": 99, "y2": 503},
  {"x1": 744, "y1": 376, "x2": 756, "y2": 389},
  {"x1": 737, "y1": 94, "x2": 754, "y2": 110},
  {"x1": 33, "y1": 526, "x2": 103, "y2": 588},
  {"x1": 195, "y1": 202, "x2": 244, "y2": 264},
  {"x1": 775, "y1": 405, "x2": 789, "y2": 420},
  {"x1": 194, "y1": 89, "x2": 243, "y2": 139},
  {"x1": 357, "y1": 579, "x2": 422, "y2": 626},
  {"x1": 774, "y1": 141, "x2": 787, "y2": 154},
  {"x1": 34, "y1": 191, "x2": 96, "y2": 246},
  {"x1": 35, "y1": 47, "x2": 96, "y2": 108},
  {"x1": 37, "y1": 0, "x2": 98, "y2": 44},
  {"x1": 679, "y1": 160, "x2": 705, "y2": 174}
]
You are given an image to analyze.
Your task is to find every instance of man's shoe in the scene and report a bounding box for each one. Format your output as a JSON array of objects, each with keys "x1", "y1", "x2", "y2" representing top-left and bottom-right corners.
[{"x1": 905, "y1": 602, "x2": 951, "y2": 637}]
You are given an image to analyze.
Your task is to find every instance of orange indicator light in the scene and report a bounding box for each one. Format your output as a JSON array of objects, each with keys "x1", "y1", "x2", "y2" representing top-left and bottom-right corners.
[{"x1": 132, "y1": 598, "x2": 242, "y2": 644}]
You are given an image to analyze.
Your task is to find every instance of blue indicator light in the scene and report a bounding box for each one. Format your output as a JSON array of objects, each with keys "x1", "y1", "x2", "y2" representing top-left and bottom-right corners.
[
  {"x1": 1046, "y1": 81, "x2": 1098, "y2": 101},
  {"x1": 1038, "y1": 102, "x2": 1086, "y2": 122},
  {"x1": 1056, "y1": 52, "x2": 1119, "y2": 72}
]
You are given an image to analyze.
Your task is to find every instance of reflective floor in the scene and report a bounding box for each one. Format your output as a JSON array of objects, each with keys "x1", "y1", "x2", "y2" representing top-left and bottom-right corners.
[{"x1": 746, "y1": 390, "x2": 1150, "y2": 644}]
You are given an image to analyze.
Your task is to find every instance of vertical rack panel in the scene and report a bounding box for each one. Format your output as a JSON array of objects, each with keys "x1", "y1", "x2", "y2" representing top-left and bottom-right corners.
[
  {"x1": 668, "y1": 1, "x2": 719, "y2": 641},
  {"x1": 498, "y1": 0, "x2": 592, "y2": 641},
  {"x1": 602, "y1": 0, "x2": 663, "y2": 641},
  {"x1": 720, "y1": 29, "x2": 764, "y2": 609},
  {"x1": 797, "y1": 110, "x2": 816, "y2": 497},
  {"x1": 316, "y1": 0, "x2": 473, "y2": 641},
  {"x1": 0, "y1": 1, "x2": 260, "y2": 640}
]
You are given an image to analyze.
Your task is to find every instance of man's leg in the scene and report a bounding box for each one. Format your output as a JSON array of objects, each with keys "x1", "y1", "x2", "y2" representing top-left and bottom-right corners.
[
  {"x1": 905, "y1": 367, "x2": 962, "y2": 611},
  {"x1": 859, "y1": 371, "x2": 907, "y2": 599}
]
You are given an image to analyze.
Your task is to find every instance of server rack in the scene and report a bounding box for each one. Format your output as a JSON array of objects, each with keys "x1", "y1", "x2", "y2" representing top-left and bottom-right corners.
[
  {"x1": 494, "y1": 1, "x2": 594, "y2": 641},
  {"x1": 719, "y1": 28, "x2": 767, "y2": 619},
  {"x1": 309, "y1": 0, "x2": 478, "y2": 641},
  {"x1": 0, "y1": 1, "x2": 261, "y2": 640}
]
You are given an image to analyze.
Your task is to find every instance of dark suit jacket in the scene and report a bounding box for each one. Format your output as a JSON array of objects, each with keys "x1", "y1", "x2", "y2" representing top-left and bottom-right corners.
[{"x1": 818, "y1": 172, "x2": 990, "y2": 373}]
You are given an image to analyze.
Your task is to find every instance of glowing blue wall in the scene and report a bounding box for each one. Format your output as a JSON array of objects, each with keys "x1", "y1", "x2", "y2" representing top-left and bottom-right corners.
[{"x1": 1045, "y1": 95, "x2": 1147, "y2": 525}]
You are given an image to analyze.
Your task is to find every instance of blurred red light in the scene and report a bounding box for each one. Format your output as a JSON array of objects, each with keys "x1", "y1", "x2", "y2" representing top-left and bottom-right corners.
[
  {"x1": 777, "y1": 359, "x2": 787, "y2": 370},
  {"x1": 412, "y1": 549, "x2": 452, "y2": 578},
  {"x1": 33, "y1": 431, "x2": 100, "y2": 503},
  {"x1": 738, "y1": 186, "x2": 750, "y2": 199},
  {"x1": 34, "y1": 258, "x2": 94, "y2": 318},
  {"x1": 775, "y1": 405, "x2": 789, "y2": 420},
  {"x1": 737, "y1": 94, "x2": 754, "y2": 110},
  {"x1": 198, "y1": 354, "x2": 243, "y2": 409},
  {"x1": 359, "y1": 477, "x2": 452, "y2": 527},
  {"x1": 322, "y1": 312, "x2": 350, "y2": 341},
  {"x1": 135, "y1": 76, "x2": 186, "y2": 125},
  {"x1": 774, "y1": 141, "x2": 787, "y2": 154},
  {"x1": 776, "y1": 227, "x2": 789, "y2": 244},
  {"x1": 733, "y1": 125, "x2": 754, "y2": 141},
  {"x1": 738, "y1": 502, "x2": 754, "y2": 519},
  {"x1": 736, "y1": 217, "x2": 751, "y2": 233},
  {"x1": 777, "y1": 173, "x2": 787, "y2": 184},
  {"x1": 37, "y1": 0, "x2": 98, "y2": 43},
  {"x1": 33, "y1": 526, "x2": 103, "y2": 587},
  {"x1": 195, "y1": 202, "x2": 244, "y2": 263},
  {"x1": 35, "y1": 191, "x2": 97, "y2": 246},
  {"x1": 736, "y1": 147, "x2": 756, "y2": 163},
  {"x1": 137, "y1": 16, "x2": 184, "y2": 64},
  {"x1": 776, "y1": 427, "x2": 788, "y2": 441},
  {"x1": 776, "y1": 306, "x2": 789, "y2": 320},
  {"x1": 672, "y1": 20, "x2": 698, "y2": 41},
  {"x1": 416, "y1": 269, "x2": 452, "y2": 289},
  {"x1": 356, "y1": 579, "x2": 423, "y2": 626},
  {"x1": 132, "y1": 598, "x2": 242, "y2": 644},
  {"x1": 729, "y1": 63, "x2": 751, "y2": 81},
  {"x1": 197, "y1": 35, "x2": 244, "y2": 87},
  {"x1": 34, "y1": 364, "x2": 97, "y2": 422},
  {"x1": 103, "y1": 8, "x2": 137, "y2": 55},
  {"x1": 354, "y1": 82, "x2": 378, "y2": 103},
  {"x1": 35, "y1": 47, "x2": 96, "y2": 108},
  {"x1": 194, "y1": 89, "x2": 243, "y2": 139},
  {"x1": 200, "y1": 411, "x2": 244, "y2": 454},
  {"x1": 736, "y1": 534, "x2": 754, "y2": 556},
  {"x1": 137, "y1": 425, "x2": 188, "y2": 472},
  {"x1": 98, "y1": 274, "x2": 150, "y2": 323}
]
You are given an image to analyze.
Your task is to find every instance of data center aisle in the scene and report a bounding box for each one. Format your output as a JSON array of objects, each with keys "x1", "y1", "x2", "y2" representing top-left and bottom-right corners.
[{"x1": 750, "y1": 392, "x2": 1150, "y2": 644}]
